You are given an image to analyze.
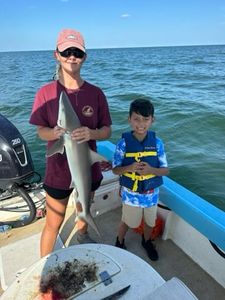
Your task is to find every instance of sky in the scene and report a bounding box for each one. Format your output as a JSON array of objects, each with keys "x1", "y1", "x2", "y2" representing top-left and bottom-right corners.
[{"x1": 0, "y1": 0, "x2": 225, "y2": 52}]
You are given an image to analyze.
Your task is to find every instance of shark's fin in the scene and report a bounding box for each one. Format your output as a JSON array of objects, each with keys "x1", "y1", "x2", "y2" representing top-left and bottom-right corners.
[
  {"x1": 90, "y1": 149, "x2": 107, "y2": 165},
  {"x1": 46, "y1": 137, "x2": 65, "y2": 157},
  {"x1": 69, "y1": 181, "x2": 77, "y2": 189}
]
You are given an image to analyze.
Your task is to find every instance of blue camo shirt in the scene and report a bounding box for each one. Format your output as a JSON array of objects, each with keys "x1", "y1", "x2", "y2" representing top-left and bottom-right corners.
[{"x1": 112, "y1": 136, "x2": 168, "y2": 208}]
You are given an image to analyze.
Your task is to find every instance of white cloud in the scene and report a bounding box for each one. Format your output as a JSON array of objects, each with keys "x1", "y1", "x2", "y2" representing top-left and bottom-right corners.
[{"x1": 121, "y1": 13, "x2": 131, "y2": 18}]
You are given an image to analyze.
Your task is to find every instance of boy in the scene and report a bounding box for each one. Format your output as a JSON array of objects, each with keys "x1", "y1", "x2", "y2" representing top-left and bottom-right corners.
[{"x1": 112, "y1": 98, "x2": 169, "y2": 261}]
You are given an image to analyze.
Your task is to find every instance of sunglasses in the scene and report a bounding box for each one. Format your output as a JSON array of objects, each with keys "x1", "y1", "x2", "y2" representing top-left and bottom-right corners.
[{"x1": 58, "y1": 47, "x2": 85, "y2": 59}]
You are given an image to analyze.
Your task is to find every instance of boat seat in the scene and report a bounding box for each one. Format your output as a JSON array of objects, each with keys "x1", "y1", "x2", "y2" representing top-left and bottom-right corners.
[{"x1": 144, "y1": 277, "x2": 198, "y2": 300}]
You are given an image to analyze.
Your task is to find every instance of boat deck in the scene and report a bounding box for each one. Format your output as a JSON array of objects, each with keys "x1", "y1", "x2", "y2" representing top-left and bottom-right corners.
[{"x1": 1, "y1": 206, "x2": 225, "y2": 299}]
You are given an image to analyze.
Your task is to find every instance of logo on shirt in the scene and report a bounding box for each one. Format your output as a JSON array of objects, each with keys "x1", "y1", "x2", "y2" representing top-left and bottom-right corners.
[{"x1": 82, "y1": 106, "x2": 94, "y2": 117}]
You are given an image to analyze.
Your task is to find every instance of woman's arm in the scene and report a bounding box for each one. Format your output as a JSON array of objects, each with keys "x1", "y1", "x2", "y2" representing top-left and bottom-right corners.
[{"x1": 37, "y1": 125, "x2": 65, "y2": 141}]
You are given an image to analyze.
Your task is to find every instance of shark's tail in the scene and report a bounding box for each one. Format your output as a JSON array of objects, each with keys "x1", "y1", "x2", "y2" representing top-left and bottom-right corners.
[{"x1": 77, "y1": 212, "x2": 101, "y2": 237}]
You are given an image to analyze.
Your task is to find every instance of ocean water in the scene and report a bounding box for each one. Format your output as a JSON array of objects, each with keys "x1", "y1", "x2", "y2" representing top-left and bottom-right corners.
[{"x1": 0, "y1": 45, "x2": 225, "y2": 211}]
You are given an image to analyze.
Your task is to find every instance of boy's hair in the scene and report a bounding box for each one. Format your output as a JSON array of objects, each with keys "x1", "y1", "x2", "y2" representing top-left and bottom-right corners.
[{"x1": 129, "y1": 98, "x2": 154, "y2": 117}]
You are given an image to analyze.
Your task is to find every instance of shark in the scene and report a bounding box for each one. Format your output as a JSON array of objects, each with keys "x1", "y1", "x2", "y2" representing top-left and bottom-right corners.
[{"x1": 46, "y1": 91, "x2": 107, "y2": 236}]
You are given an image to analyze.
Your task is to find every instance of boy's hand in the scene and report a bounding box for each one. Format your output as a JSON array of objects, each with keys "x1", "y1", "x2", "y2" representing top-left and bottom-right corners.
[
  {"x1": 136, "y1": 162, "x2": 153, "y2": 175},
  {"x1": 130, "y1": 162, "x2": 148, "y2": 174}
]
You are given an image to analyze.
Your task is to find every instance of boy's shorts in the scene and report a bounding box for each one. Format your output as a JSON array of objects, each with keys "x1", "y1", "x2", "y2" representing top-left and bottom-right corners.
[{"x1": 122, "y1": 203, "x2": 157, "y2": 228}]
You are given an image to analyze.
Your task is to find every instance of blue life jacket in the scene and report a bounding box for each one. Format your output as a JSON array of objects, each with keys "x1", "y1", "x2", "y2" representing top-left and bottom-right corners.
[{"x1": 119, "y1": 131, "x2": 163, "y2": 193}]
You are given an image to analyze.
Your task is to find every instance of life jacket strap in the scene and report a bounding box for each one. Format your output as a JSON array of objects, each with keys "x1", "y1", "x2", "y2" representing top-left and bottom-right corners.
[
  {"x1": 125, "y1": 151, "x2": 157, "y2": 162},
  {"x1": 123, "y1": 172, "x2": 156, "y2": 192}
]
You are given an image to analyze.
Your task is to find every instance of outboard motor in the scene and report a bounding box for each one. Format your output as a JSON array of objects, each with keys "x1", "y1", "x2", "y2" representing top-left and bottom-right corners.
[{"x1": 0, "y1": 114, "x2": 36, "y2": 227}]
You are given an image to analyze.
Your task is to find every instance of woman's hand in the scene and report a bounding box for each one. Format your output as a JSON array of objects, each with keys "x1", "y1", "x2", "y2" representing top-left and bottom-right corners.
[
  {"x1": 37, "y1": 125, "x2": 65, "y2": 141},
  {"x1": 71, "y1": 127, "x2": 92, "y2": 143},
  {"x1": 53, "y1": 125, "x2": 66, "y2": 139}
]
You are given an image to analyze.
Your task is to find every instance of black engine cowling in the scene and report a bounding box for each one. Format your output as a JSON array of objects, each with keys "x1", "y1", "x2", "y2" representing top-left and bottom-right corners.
[{"x1": 0, "y1": 114, "x2": 34, "y2": 190}]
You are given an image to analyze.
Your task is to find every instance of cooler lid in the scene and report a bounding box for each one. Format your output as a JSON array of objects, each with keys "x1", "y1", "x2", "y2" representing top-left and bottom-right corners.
[{"x1": 3, "y1": 246, "x2": 122, "y2": 299}]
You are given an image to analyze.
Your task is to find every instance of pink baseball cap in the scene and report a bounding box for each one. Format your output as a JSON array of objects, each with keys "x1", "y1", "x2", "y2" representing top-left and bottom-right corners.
[{"x1": 56, "y1": 29, "x2": 85, "y2": 52}]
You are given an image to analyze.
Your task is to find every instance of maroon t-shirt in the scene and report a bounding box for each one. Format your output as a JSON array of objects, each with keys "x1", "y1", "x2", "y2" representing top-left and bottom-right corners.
[{"x1": 30, "y1": 80, "x2": 112, "y2": 189}]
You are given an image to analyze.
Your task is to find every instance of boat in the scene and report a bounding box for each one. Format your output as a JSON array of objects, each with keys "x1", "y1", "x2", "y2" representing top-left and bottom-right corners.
[{"x1": 0, "y1": 118, "x2": 225, "y2": 299}]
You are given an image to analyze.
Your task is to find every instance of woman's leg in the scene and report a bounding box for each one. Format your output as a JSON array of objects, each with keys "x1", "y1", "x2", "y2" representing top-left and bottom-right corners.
[{"x1": 40, "y1": 193, "x2": 69, "y2": 257}]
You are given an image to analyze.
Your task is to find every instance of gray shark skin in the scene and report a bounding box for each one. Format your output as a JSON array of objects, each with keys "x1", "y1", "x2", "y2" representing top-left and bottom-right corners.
[{"x1": 46, "y1": 91, "x2": 106, "y2": 236}]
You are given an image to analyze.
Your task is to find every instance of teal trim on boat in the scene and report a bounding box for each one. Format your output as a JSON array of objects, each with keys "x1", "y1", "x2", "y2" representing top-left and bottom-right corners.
[{"x1": 97, "y1": 141, "x2": 116, "y2": 161}]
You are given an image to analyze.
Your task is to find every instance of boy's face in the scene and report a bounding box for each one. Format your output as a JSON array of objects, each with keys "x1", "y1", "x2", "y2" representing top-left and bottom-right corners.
[{"x1": 129, "y1": 112, "x2": 154, "y2": 136}]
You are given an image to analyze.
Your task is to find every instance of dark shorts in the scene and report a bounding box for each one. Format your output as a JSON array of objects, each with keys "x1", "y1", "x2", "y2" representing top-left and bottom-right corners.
[{"x1": 43, "y1": 179, "x2": 102, "y2": 200}]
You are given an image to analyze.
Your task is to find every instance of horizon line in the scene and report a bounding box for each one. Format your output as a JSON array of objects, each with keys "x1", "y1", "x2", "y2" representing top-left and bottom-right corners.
[{"x1": 0, "y1": 43, "x2": 224, "y2": 53}]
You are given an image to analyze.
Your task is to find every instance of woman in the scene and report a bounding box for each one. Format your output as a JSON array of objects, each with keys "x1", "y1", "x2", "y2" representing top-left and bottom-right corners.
[{"x1": 30, "y1": 28, "x2": 112, "y2": 257}]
